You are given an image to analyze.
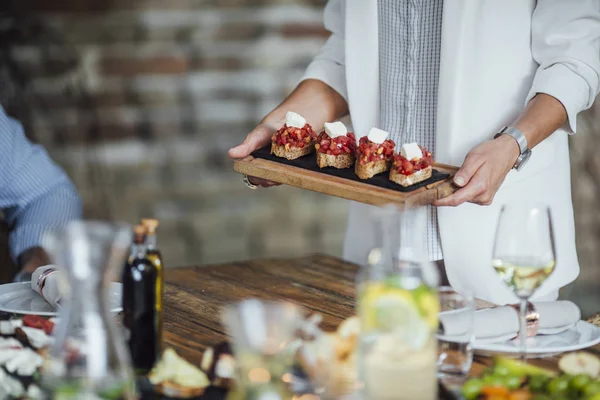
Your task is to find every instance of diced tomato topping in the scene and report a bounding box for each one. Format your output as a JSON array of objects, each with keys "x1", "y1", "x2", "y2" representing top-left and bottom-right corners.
[
  {"x1": 271, "y1": 124, "x2": 317, "y2": 148},
  {"x1": 392, "y1": 145, "x2": 433, "y2": 175},
  {"x1": 315, "y1": 131, "x2": 356, "y2": 156},
  {"x1": 23, "y1": 314, "x2": 55, "y2": 335},
  {"x1": 356, "y1": 137, "x2": 396, "y2": 165}
]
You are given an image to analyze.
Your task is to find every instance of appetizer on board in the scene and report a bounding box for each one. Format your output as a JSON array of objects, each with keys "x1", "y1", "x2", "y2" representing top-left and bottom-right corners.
[
  {"x1": 315, "y1": 121, "x2": 357, "y2": 169},
  {"x1": 271, "y1": 111, "x2": 317, "y2": 160},
  {"x1": 389, "y1": 142, "x2": 433, "y2": 187},
  {"x1": 149, "y1": 348, "x2": 210, "y2": 398},
  {"x1": 355, "y1": 128, "x2": 396, "y2": 180}
]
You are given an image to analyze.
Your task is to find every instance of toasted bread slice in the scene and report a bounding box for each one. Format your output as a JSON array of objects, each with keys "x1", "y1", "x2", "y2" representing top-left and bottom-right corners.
[
  {"x1": 355, "y1": 159, "x2": 389, "y2": 180},
  {"x1": 316, "y1": 152, "x2": 355, "y2": 169},
  {"x1": 156, "y1": 381, "x2": 206, "y2": 399},
  {"x1": 271, "y1": 142, "x2": 314, "y2": 160},
  {"x1": 389, "y1": 166, "x2": 432, "y2": 187}
]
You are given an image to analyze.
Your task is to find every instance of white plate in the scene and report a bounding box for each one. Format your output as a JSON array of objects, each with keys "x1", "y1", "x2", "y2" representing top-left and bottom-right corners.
[
  {"x1": 474, "y1": 321, "x2": 600, "y2": 358},
  {"x1": 0, "y1": 282, "x2": 122, "y2": 317}
]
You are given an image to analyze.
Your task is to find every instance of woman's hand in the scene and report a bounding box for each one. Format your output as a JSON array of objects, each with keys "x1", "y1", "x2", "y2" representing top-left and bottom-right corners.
[
  {"x1": 228, "y1": 122, "x2": 281, "y2": 187},
  {"x1": 228, "y1": 79, "x2": 349, "y2": 189},
  {"x1": 434, "y1": 135, "x2": 520, "y2": 207},
  {"x1": 435, "y1": 94, "x2": 568, "y2": 207}
]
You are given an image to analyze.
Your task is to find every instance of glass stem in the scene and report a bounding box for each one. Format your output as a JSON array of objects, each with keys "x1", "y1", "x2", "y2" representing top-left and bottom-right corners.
[{"x1": 519, "y1": 299, "x2": 528, "y2": 360}]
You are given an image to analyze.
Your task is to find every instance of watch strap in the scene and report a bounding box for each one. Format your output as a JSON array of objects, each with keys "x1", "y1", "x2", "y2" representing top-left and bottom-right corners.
[
  {"x1": 495, "y1": 126, "x2": 529, "y2": 154},
  {"x1": 494, "y1": 126, "x2": 532, "y2": 171}
]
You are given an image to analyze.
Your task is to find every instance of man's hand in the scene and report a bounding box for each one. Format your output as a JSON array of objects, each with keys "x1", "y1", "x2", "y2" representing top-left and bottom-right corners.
[
  {"x1": 228, "y1": 122, "x2": 281, "y2": 187},
  {"x1": 13, "y1": 246, "x2": 52, "y2": 282},
  {"x1": 434, "y1": 135, "x2": 520, "y2": 207}
]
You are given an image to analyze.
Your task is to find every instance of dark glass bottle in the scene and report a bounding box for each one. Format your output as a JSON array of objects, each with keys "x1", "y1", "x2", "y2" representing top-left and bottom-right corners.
[
  {"x1": 141, "y1": 218, "x2": 164, "y2": 350},
  {"x1": 121, "y1": 225, "x2": 159, "y2": 375}
]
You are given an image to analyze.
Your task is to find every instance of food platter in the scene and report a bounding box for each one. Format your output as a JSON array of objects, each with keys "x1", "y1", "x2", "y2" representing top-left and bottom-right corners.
[
  {"x1": 233, "y1": 146, "x2": 459, "y2": 208},
  {"x1": 0, "y1": 282, "x2": 123, "y2": 316}
]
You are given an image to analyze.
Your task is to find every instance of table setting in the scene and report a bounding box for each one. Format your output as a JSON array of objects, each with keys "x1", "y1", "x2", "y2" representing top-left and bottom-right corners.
[{"x1": 0, "y1": 205, "x2": 599, "y2": 400}]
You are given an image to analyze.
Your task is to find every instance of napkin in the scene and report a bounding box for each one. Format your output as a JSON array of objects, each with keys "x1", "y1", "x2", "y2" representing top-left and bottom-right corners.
[
  {"x1": 30, "y1": 266, "x2": 62, "y2": 308},
  {"x1": 439, "y1": 301, "x2": 581, "y2": 344}
]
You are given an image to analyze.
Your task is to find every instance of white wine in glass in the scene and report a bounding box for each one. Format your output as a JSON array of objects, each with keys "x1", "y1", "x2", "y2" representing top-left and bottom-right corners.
[{"x1": 492, "y1": 204, "x2": 556, "y2": 359}]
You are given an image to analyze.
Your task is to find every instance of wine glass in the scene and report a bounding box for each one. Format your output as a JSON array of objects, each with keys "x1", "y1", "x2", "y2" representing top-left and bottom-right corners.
[{"x1": 492, "y1": 204, "x2": 556, "y2": 359}]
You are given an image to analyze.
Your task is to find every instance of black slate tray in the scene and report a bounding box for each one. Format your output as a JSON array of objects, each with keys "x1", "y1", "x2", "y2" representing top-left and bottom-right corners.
[{"x1": 251, "y1": 146, "x2": 449, "y2": 193}]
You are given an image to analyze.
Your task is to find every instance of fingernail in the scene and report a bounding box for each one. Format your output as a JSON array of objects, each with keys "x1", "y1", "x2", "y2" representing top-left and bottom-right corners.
[{"x1": 454, "y1": 176, "x2": 465, "y2": 186}]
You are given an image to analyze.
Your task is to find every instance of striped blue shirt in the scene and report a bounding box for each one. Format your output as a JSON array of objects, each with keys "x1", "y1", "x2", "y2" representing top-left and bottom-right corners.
[
  {"x1": 0, "y1": 106, "x2": 82, "y2": 262},
  {"x1": 378, "y1": 0, "x2": 444, "y2": 261}
]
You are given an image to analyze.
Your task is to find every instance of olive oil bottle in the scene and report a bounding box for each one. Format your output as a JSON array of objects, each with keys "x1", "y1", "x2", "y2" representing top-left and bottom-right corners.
[
  {"x1": 121, "y1": 225, "x2": 159, "y2": 375},
  {"x1": 140, "y1": 218, "x2": 164, "y2": 349}
]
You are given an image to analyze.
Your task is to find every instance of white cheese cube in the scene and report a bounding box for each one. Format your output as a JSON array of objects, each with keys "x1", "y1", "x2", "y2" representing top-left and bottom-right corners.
[
  {"x1": 324, "y1": 121, "x2": 348, "y2": 138},
  {"x1": 0, "y1": 319, "x2": 22, "y2": 335},
  {"x1": 5, "y1": 348, "x2": 43, "y2": 376},
  {"x1": 400, "y1": 142, "x2": 422, "y2": 160},
  {"x1": 20, "y1": 327, "x2": 53, "y2": 349},
  {"x1": 215, "y1": 355, "x2": 235, "y2": 378},
  {"x1": 285, "y1": 111, "x2": 307, "y2": 129},
  {"x1": 0, "y1": 337, "x2": 22, "y2": 350},
  {"x1": 367, "y1": 127, "x2": 389, "y2": 144}
]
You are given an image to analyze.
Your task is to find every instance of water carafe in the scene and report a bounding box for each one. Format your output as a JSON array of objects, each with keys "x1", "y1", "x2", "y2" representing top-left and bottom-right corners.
[{"x1": 41, "y1": 220, "x2": 136, "y2": 399}]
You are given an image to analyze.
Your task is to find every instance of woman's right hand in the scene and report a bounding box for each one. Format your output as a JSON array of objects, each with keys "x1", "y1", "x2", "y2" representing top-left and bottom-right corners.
[
  {"x1": 228, "y1": 79, "x2": 349, "y2": 188},
  {"x1": 228, "y1": 122, "x2": 281, "y2": 187}
]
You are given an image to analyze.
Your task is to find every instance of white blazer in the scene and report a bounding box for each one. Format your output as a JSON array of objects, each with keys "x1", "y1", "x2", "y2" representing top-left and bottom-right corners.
[{"x1": 301, "y1": 0, "x2": 600, "y2": 305}]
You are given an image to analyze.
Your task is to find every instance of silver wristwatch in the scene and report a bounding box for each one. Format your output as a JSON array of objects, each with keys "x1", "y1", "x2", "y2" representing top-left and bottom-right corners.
[{"x1": 494, "y1": 126, "x2": 532, "y2": 171}]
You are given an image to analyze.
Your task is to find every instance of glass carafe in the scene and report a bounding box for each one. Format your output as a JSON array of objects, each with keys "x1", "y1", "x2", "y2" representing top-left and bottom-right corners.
[
  {"x1": 357, "y1": 205, "x2": 440, "y2": 400},
  {"x1": 41, "y1": 220, "x2": 136, "y2": 399}
]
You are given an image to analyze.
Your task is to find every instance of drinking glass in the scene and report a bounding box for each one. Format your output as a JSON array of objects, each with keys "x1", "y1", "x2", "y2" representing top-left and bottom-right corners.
[
  {"x1": 40, "y1": 220, "x2": 135, "y2": 399},
  {"x1": 437, "y1": 287, "x2": 474, "y2": 388},
  {"x1": 492, "y1": 204, "x2": 556, "y2": 359},
  {"x1": 221, "y1": 299, "x2": 304, "y2": 400}
]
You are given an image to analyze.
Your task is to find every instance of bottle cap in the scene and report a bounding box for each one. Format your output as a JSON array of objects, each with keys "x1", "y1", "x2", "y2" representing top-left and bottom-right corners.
[
  {"x1": 133, "y1": 225, "x2": 147, "y2": 244},
  {"x1": 141, "y1": 218, "x2": 159, "y2": 234}
]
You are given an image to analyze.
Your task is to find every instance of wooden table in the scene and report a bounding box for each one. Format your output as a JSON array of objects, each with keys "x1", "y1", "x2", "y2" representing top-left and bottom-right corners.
[{"x1": 162, "y1": 254, "x2": 600, "y2": 377}]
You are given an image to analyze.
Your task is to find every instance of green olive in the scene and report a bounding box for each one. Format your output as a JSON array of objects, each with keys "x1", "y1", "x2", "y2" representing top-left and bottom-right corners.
[
  {"x1": 529, "y1": 374, "x2": 551, "y2": 392},
  {"x1": 493, "y1": 364, "x2": 511, "y2": 376},
  {"x1": 504, "y1": 375, "x2": 523, "y2": 390},
  {"x1": 482, "y1": 375, "x2": 507, "y2": 387},
  {"x1": 584, "y1": 381, "x2": 600, "y2": 396},
  {"x1": 547, "y1": 377, "x2": 570, "y2": 396},
  {"x1": 461, "y1": 379, "x2": 483, "y2": 400},
  {"x1": 571, "y1": 374, "x2": 593, "y2": 392},
  {"x1": 531, "y1": 396, "x2": 551, "y2": 400},
  {"x1": 530, "y1": 395, "x2": 552, "y2": 400}
]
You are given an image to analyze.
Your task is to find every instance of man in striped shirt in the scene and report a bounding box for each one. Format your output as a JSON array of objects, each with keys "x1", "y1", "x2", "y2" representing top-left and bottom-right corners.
[{"x1": 0, "y1": 105, "x2": 82, "y2": 282}]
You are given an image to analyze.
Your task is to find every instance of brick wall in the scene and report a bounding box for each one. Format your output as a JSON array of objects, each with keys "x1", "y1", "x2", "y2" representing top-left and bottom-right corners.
[
  {"x1": 5, "y1": 0, "x2": 600, "y2": 314},
  {"x1": 6, "y1": 0, "x2": 349, "y2": 271}
]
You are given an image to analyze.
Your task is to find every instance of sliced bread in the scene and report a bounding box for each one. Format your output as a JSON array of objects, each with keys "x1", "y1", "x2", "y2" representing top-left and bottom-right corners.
[{"x1": 389, "y1": 166, "x2": 432, "y2": 187}]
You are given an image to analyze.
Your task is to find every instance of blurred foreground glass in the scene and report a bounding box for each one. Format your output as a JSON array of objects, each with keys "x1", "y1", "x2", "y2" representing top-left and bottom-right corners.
[
  {"x1": 437, "y1": 287, "x2": 474, "y2": 388},
  {"x1": 221, "y1": 299, "x2": 303, "y2": 400},
  {"x1": 492, "y1": 204, "x2": 556, "y2": 359},
  {"x1": 40, "y1": 220, "x2": 136, "y2": 399},
  {"x1": 357, "y1": 205, "x2": 440, "y2": 400}
]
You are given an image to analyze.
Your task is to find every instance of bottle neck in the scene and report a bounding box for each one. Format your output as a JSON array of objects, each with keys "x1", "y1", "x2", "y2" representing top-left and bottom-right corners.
[
  {"x1": 131, "y1": 242, "x2": 147, "y2": 259},
  {"x1": 145, "y1": 233, "x2": 157, "y2": 251}
]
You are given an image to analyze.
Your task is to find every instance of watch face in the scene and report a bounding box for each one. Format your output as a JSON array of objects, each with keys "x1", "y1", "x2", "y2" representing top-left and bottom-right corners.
[{"x1": 515, "y1": 150, "x2": 532, "y2": 171}]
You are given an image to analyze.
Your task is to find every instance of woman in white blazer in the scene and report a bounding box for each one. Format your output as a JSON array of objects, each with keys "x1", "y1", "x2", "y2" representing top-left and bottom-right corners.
[{"x1": 229, "y1": 0, "x2": 600, "y2": 305}]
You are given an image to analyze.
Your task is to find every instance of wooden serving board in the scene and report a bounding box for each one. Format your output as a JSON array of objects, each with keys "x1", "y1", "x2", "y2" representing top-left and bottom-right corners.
[{"x1": 233, "y1": 152, "x2": 459, "y2": 208}]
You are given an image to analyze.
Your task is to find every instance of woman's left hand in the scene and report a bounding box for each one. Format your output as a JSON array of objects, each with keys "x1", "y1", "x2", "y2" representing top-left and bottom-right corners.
[{"x1": 434, "y1": 135, "x2": 520, "y2": 207}]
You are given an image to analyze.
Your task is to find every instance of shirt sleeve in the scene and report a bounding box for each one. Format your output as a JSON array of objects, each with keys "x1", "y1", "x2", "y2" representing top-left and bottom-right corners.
[
  {"x1": 526, "y1": 0, "x2": 600, "y2": 133},
  {"x1": 299, "y1": 0, "x2": 347, "y2": 102},
  {"x1": 0, "y1": 106, "x2": 83, "y2": 262}
]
